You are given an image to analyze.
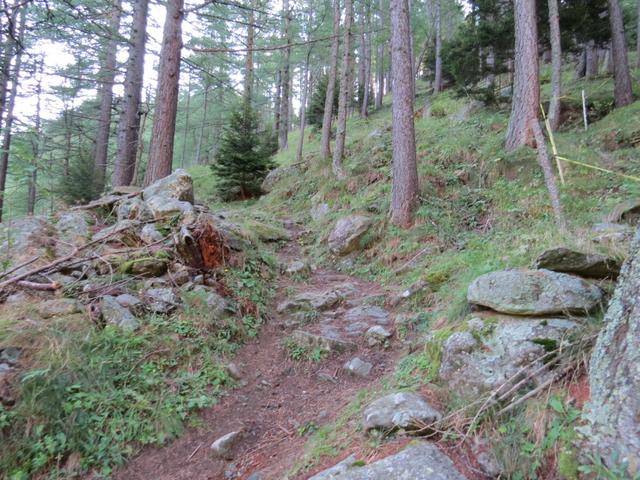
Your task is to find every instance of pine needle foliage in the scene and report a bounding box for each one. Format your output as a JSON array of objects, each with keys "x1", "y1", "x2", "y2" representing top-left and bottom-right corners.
[{"x1": 211, "y1": 104, "x2": 276, "y2": 201}]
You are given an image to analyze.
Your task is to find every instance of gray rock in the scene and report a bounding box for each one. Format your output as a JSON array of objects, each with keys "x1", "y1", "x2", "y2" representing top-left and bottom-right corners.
[
  {"x1": 452, "y1": 100, "x2": 484, "y2": 123},
  {"x1": 140, "y1": 224, "x2": 164, "y2": 244},
  {"x1": 122, "y1": 257, "x2": 168, "y2": 277},
  {"x1": 0, "y1": 347, "x2": 21, "y2": 365},
  {"x1": 310, "y1": 203, "x2": 330, "y2": 221},
  {"x1": 189, "y1": 285, "x2": 229, "y2": 319},
  {"x1": 365, "y1": 326, "x2": 392, "y2": 346},
  {"x1": 115, "y1": 293, "x2": 145, "y2": 316},
  {"x1": 363, "y1": 392, "x2": 442, "y2": 432},
  {"x1": 584, "y1": 227, "x2": 640, "y2": 476},
  {"x1": 224, "y1": 362, "x2": 242, "y2": 381},
  {"x1": 0, "y1": 216, "x2": 50, "y2": 274},
  {"x1": 143, "y1": 287, "x2": 179, "y2": 314},
  {"x1": 55, "y1": 211, "x2": 90, "y2": 249},
  {"x1": 37, "y1": 298, "x2": 81, "y2": 319},
  {"x1": 290, "y1": 330, "x2": 356, "y2": 353},
  {"x1": 5, "y1": 292, "x2": 30, "y2": 304},
  {"x1": 328, "y1": 215, "x2": 373, "y2": 255},
  {"x1": 467, "y1": 269, "x2": 603, "y2": 315},
  {"x1": 92, "y1": 220, "x2": 141, "y2": 246},
  {"x1": 605, "y1": 199, "x2": 640, "y2": 225},
  {"x1": 309, "y1": 443, "x2": 467, "y2": 480},
  {"x1": 592, "y1": 222, "x2": 635, "y2": 244},
  {"x1": 439, "y1": 316, "x2": 578, "y2": 395},
  {"x1": 115, "y1": 197, "x2": 152, "y2": 222},
  {"x1": 471, "y1": 438, "x2": 504, "y2": 477},
  {"x1": 344, "y1": 306, "x2": 390, "y2": 325},
  {"x1": 277, "y1": 289, "x2": 343, "y2": 314},
  {"x1": 261, "y1": 165, "x2": 299, "y2": 193},
  {"x1": 145, "y1": 196, "x2": 195, "y2": 220},
  {"x1": 142, "y1": 168, "x2": 194, "y2": 204},
  {"x1": 389, "y1": 279, "x2": 430, "y2": 306},
  {"x1": 285, "y1": 260, "x2": 310, "y2": 275},
  {"x1": 210, "y1": 431, "x2": 241, "y2": 460},
  {"x1": 534, "y1": 247, "x2": 621, "y2": 279},
  {"x1": 102, "y1": 296, "x2": 139, "y2": 330},
  {"x1": 344, "y1": 357, "x2": 373, "y2": 377}
]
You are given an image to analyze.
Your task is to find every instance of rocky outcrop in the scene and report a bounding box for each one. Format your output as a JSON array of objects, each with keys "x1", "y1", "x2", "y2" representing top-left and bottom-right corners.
[
  {"x1": 467, "y1": 269, "x2": 603, "y2": 315},
  {"x1": 362, "y1": 392, "x2": 442, "y2": 432},
  {"x1": 328, "y1": 215, "x2": 372, "y2": 255},
  {"x1": 309, "y1": 442, "x2": 467, "y2": 480},
  {"x1": 261, "y1": 165, "x2": 299, "y2": 193},
  {"x1": 534, "y1": 247, "x2": 621, "y2": 279},
  {"x1": 585, "y1": 228, "x2": 640, "y2": 476}
]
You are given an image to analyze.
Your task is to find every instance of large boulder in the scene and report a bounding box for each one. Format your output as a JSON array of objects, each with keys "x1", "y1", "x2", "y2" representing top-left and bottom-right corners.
[
  {"x1": 328, "y1": 215, "x2": 372, "y2": 255},
  {"x1": 102, "y1": 296, "x2": 139, "y2": 330},
  {"x1": 261, "y1": 165, "x2": 298, "y2": 194},
  {"x1": 439, "y1": 316, "x2": 578, "y2": 396},
  {"x1": 584, "y1": 228, "x2": 640, "y2": 476},
  {"x1": 362, "y1": 392, "x2": 442, "y2": 432},
  {"x1": 0, "y1": 216, "x2": 51, "y2": 272},
  {"x1": 115, "y1": 196, "x2": 152, "y2": 222},
  {"x1": 467, "y1": 269, "x2": 603, "y2": 315},
  {"x1": 534, "y1": 247, "x2": 621, "y2": 279},
  {"x1": 309, "y1": 442, "x2": 467, "y2": 480},
  {"x1": 142, "y1": 169, "x2": 195, "y2": 220},
  {"x1": 55, "y1": 211, "x2": 90, "y2": 249}
]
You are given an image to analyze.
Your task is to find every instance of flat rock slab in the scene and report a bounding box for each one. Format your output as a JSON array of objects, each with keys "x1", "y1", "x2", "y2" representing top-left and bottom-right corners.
[
  {"x1": 467, "y1": 269, "x2": 603, "y2": 315},
  {"x1": 36, "y1": 299, "x2": 81, "y2": 319},
  {"x1": 309, "y1": 442, "x2": 468, "y2": 480},
  {"x1": 344, "y1": 306, "x2": 390, "y2": 325},
  {"x1": 291, "y1": 330, "x2": 356, "y2": 353},
  {"x1": 277, "y1": 289, "x2": 343, "y2": 314},
  {"x1": 534, "y1": 247, "x2": 621, "y2": 279},
  {"x1": 362, "y1": 392, "x2": 442, "y2": 432}
]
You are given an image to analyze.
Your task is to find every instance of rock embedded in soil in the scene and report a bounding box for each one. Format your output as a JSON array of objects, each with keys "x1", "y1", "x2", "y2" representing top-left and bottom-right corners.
[
  {"x1": 36, "y1": 298, "x2": 81, "y2": 319},
  {"x1": 534, "y1": 247, "x2": 621, "y2": 279},
  {"x1": 210, "y1": 430, "x2": 241, "y2": 460},
  {"x1": 285, "y1": 260, "x2": 310, "y2": 275},
  {"x1": 140, "y1": 224, "x2": 164, "y2": 244},
  {"x1": 344, "y1": 306, "x2": 390, "y2": 325},
  {"x1": 591, "y1": 222, "x2": 635, "y2": 245},
  {"x1": 55, "y1": 211, "x2": 90, "y2": 249},
  {"x1": 362, "y1": 392, "x2": 442, "y2": 432},
  {"x1": 605, "y1": 199, "x2": 640, "y2": 225},
  {"x1": 467, "y1": 269, "x2": 603, "y2": 315},
  {"x1": 121, "y1": 257, "x2": 168, "y2": 277},
  {"x1": 189, "y1": 285, "x2": 229, "y2": 320},
  {"x1": 92, "y1": 219, "x2": 141, "y2": 246},
  {"x1": 115, "y1": 293, "x2": 145, "y2": 316},
  {"x1": 328, "y1": 215, "x2": 373, "y2": 255},
  {"x1": 277, "y1": 289, "x2": 343, "y2": 315},
  {"x1": 142, "y1": 287, "x2": 179, "y2": 314},
  {"x1": 309, "y1": 442, "x2": 467, "y2": 480},
  {"x1": 310, "y1": 203, "x2": 330, "y2": 221},
  {"x1": 115, "y1": 197, "x2": 152, "y2": 222},
  {"x1": 102, "y1": 296, "x2": 140, "y2": 330},
  {"x1": 344, "y1": 357, "x2": 373, "y2": 377},
  {"x1": 365, "y1": 326, "x2": 392, "y2": 346},
  {"x1": 290, "y1": 330, "x2": 356, "y2": 353}
]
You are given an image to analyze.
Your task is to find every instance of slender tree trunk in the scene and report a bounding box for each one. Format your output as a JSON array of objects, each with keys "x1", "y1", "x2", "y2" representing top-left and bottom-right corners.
[
  {"x1": 113, "y1": 0, "x2": 149, "y2": 186},
  {"x1": 27, "y1": 57, "x2": 44, "y2": 215},
  {"x1": 321, "y1": 0, "x2": 341, "y2": 159},
  {"x1": 273, "y1": 69, "x2": 282, "y2": 137},
  {"x1": 532, "y1": 119, "x2": 566, "y2": 231},
  {"x1": 390, "y1": 0, "x2": 418, "y2": 228},
  {"x1": 144, "y1": 0, "x2": 184, "y2": 186},
  {"x1": 195, "y1": 84, "x2": 210, "y2": 164},
  {"x1": 181, "y1": 74, "x2": 192, "y2": 168},
  {"x1": 637, "y1": 0, "x2": 640, "y2": 68},
  {"x1": 433, "y1": 0, "x2": 443, "y2": 93},
  {"x1": 375, "y1": 0, "x2": 385, "y2": 108},
  {"x1": 608, "y1": 0, "x2": 633, "y2": 108},
  {"x1": 332, "y1": 0, "x2": 354, "y2": 178},
  {"x1": 297, "y1": 49, "x2": 311, "y2": 163},
  {"x1": 575, "y1": 47, "x2": 586, "y2": 79},
  {"x1": 0, "y1": 8, "x2": 24, "y2": 221},
  {"x1": 505, "y1": 0, "x2": 539, "y2": 151},
  {"x1": 358, "y1": 2, "x2": 366, "y2": 115},
  {"x1": 586, "y1": 40, "x2": 599, "y2": 78},
  {"x1": 0, "y1": 1, "x2": 19, "y2": 134},
  {"x1": 279, "y1": 0, "x2": 291, "y2": 150},
  {"x1": 361, "y1": 1, "x2": 372, "y2": 117},
  {"x1": 547, "y1": 0, "x2": 562, "y2": 132},
  {"x1": 244, "y1": 3, "x2": 255, "y2": 109},
  {"x1": 93, "y1": 0, "x2": 122, "y2": 194}
]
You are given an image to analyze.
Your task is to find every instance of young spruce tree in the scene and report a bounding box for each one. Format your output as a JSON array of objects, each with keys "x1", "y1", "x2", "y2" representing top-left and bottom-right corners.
[{"x1": 211, "y1": 104, "x2": 276, "y2": 201}]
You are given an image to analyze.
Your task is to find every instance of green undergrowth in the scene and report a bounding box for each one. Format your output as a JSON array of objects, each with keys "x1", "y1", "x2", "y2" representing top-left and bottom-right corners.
[{"x1": 0, "y1": 247, "x2": 276, "y2": 479}]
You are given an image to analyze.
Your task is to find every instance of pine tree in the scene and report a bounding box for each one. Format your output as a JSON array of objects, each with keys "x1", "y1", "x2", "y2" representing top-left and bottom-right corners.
[
  {"x1": 211, "y1": 105, "x2": 275, "y2": 201},
  {"x1": 307, "y1": 74, "x2": 339, "y2": 130}
]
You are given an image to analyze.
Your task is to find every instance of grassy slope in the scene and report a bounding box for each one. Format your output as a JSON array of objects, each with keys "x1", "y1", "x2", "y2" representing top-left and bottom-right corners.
[{"x1": 255, "y1": 59, "x2": 640, "y2": 477}]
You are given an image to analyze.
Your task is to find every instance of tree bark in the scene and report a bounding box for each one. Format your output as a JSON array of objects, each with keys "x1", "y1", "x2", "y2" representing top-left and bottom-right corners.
[
  {"x1": 375, "y1": 0, "x2": 385, "y2": 108},
  {"x1": 243, "y1": 2, "x2": 255, "y2": 109},
  {"x1": 93, "y1": 0, "x2": 122, "y2": 194},
  {"x1": 637, "y1": 0, "x2": 640, "y2": 68},
  {"x1": 113, "y1": 0, "x2": 149, "y2": 186},
  {"x1": 585, "y1": 40, "x2": 599, "y2": 78},
  {"x1": 547, "y1": 0, "x2": 562, "y2": 132},
  {"x1": 297, "y1": 48, "x2": 311, "y2": 163},
  {"x1": 180, "y1": 74, "x2": 192, "y2": 168},
  {"x1": 361, "y1": 0, "x2": 372, "y2": 118},
  {"x1": 433, "y1": 0, "x2": 443, "y2": 93},
  {"x1": 505, "y1": 0, "x2": 539, "y2": 151},
  {"x1": 0, "y1": 7, "x2": 24, "y2": 222},
  {"x1": 575, "y1": 47, "x2": 586, "y2": 79},
  {"x1": 321, "y1": 0, "x2": 341, "y2": 160},
  {"x1": 390, "y1": 0, "x2": 418, "y2": 228},
  {"x1": 278, "y1": 0, "x2": 291, "y2": 150},
  {"x1": 332, "y1": 0, "x2": 354, "y2": 178},
  {"x1": 273, "y1": 68, "x2": 282, "y2": 137},
  {"x1": 608, "y1": 0, "x2": 633, "y2": 108},
  {"x1": 0, "y1": 1, "x2": 19, "y2": 135},
  {"x1": 143, "y1": 0, "x2": 184, "y2": 186},
  {"x1": 27, "y1": 57, "x2": 44, "y2": 215}
]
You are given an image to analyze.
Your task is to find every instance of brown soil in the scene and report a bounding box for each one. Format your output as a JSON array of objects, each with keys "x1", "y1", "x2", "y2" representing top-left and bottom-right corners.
[{"x1": 113, "y1": 222, "x2": 483, "y2": 480}]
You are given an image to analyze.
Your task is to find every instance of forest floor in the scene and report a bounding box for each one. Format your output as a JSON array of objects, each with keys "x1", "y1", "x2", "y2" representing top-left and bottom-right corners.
[{"x1": 113, "y1": 221, "x2": 457, "y2": 480}]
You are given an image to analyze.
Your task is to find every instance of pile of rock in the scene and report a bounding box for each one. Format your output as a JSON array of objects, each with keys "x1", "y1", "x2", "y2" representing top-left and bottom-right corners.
[
  {"x1": 439, "y1": 247, "x2": 617, "y2": 396},
  {"x1": 0, "y1": 169, "x2": 248, "y2": 331}
]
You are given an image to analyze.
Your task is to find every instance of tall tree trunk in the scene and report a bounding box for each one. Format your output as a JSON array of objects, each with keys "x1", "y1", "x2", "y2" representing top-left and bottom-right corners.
[
  {"x1": 608, "y1": 0, "x2": 633, "y2": 108},
  {"x1": 273, "y1": 69, "x2": 282, "y2": 137},
  {"x1": 143, "y1": 0, "x2": 183, "y2": 186},
  {"x1": 358, "y1": 2, "x2": 366, "y2": 115},
  {"x1": 297, "y1": 49, "x2": 312, "y2": 163},
  {"x1": 181, "y1": 74, "x2": 192, "y2": 168},
  {"x1": 113, "y1": 0, "x2": 149, "y2": 186},
  {"x1": 585, "y1": 40, "x2": 599, "y2": 78},
  {"x1": 332, "y1": 0, "x2": 354, "y2": 178},
  {"x1": 93, "y1": 0, "x2": 122, "y2": 194},
  {"x1": 433, "y1": 0, "x2": 443, "y2": 93},
  {"x1": 278, "y1": 0, "x2": 291, "y2": 150},
  {"x1": 27, "y1": 57, "x2": 44, "y2": 215},
  {"x1": 547, "y1": 0, "x2": 562, "y2": 132},
  {"x1": 244, "y1": 2, "x2": 255, "y2": 109},
  {"x1": 321, "y1": 0, "x2": 340, "y2": 159},
  {"x1": 375, "y1": 0, "x2": 384, "y2": 108},
  {"x1": 0, "y1": 1, "x2": 19, "y2": 134},
  {"x1": 505, "y1": 0, "x2": 539, "y2": 151},
  {"x1": 361, "y1": 0, "x2": 372, "y2": 117},
  {"x1": 390, "y1": 0, "x2": 418, "y2": 228},
  {"x1": 575, "y1": 47, "x2": 586, "y2": 79},
  {"x1": 195, "y1": 84, "x2": 210, "y2": 164},
  {"x1": 637, "y1": 0, "x2": 640, "y2": 68},
  {"x1": 0, "y1": 8, "x2": 24, "y2": 221}
]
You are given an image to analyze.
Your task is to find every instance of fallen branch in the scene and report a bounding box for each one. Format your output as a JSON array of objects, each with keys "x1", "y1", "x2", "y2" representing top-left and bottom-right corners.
[
  {"x1": 0, "y1": 255, "x2": 40, "y2": 279},
  {"x1": 15, "y1": 280, "x2": 62, "y2": 291}
]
